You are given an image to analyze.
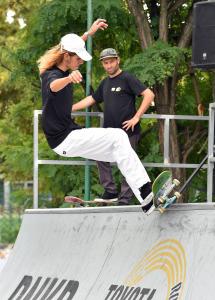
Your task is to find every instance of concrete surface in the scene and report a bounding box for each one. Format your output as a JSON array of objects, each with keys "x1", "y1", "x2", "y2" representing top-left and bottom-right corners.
[{"x1": 0, "y1": 204, "x2": 215, "y2": 299}]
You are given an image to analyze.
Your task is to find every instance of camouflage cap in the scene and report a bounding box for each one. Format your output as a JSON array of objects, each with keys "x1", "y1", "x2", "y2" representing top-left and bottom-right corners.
[{"x1": 99, "y1": 48, "x2": 118, "y2": 60}]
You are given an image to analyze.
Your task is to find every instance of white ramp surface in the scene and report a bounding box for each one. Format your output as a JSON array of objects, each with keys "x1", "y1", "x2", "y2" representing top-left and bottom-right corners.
[{"x1": 0, "y1": 204, "x2": 215, "y2": 299}]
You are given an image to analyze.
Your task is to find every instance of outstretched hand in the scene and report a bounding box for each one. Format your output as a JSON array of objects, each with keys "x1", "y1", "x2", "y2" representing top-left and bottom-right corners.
[{"x1": 88, "y1": 19, "x2": 108, "y2": 36}]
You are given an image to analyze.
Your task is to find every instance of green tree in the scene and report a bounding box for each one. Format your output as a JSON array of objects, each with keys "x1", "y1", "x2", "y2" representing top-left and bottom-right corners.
[{"x1": 124, "y1": 0, "x2": 210, "y2": 201}]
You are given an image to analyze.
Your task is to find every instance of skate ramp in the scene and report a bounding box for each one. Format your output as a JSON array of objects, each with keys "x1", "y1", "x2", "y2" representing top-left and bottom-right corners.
[{"x1": 0, "y1": 204, "x2": 215, "y2": 299}]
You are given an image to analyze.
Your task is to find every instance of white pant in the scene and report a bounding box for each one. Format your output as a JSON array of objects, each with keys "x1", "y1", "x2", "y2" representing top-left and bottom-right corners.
[{"x1": 53, "y1": 128, "x2": 150, "y2": 203}]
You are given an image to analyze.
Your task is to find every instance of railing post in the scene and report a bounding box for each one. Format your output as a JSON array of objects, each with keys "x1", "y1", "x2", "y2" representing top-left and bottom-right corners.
[
  {"x1": 84, "y1": 0, "x2": 93, "y2": 201},
  {"x1": 33, "y1": 110, "x2": 39, "y2": 209},
  {"x1": 3, "y1": 181, "x2": 10, "y2": 211},
  {"x1": 164, "y1": 117, "x2": 170, "y2": 164},
  {"x1": 207, "y1": 103, "x2": 215, "y2": 202}
]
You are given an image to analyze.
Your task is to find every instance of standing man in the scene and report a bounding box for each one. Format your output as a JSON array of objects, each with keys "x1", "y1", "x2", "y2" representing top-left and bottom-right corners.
[
  {"x1": 73, "y1": 48, "x2": 154, "y2": 205},
  {"x1": 38, "y1": 20, "x2": 154, "y2": 213}
]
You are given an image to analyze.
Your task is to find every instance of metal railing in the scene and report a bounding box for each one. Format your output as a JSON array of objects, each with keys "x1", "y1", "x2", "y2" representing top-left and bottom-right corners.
[
  {"x1": 33, "y1": 109, "x2": 214, "y2": 208},
  {"x1": 207, "y1": 103, "x2": 215, "y2": 202}
]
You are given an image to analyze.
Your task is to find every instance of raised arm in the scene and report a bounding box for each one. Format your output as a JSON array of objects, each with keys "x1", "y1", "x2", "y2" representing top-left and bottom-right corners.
[{"x1": 81, "y1": 18, "x2": 108, "y2": 41}]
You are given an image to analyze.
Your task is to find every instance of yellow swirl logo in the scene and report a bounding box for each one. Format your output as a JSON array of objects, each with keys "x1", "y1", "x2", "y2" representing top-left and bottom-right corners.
[{"x1": 124, "y1": 239, "x2": 186, "y2": 300}]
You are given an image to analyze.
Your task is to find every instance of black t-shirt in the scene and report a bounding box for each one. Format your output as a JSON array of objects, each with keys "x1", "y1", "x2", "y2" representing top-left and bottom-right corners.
[
  {"x1": 41, "y1": 67, "x2": 81, "y2": 149},
  {"x1": 92, "y1": 71, "x2": 147, "y2": 136}
]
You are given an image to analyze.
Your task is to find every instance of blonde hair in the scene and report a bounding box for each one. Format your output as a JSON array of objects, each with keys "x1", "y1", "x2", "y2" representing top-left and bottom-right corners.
[{"x1": 37, "y1": 44, "x2": 65, "y2": 74}]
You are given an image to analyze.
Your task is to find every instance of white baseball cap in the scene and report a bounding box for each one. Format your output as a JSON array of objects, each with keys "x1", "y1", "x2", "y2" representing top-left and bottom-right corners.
[{"x1": 60, "y1": 33, "x2": 92, "y2": 61}]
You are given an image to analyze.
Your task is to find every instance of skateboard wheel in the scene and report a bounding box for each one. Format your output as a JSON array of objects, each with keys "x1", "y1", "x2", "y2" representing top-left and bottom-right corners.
[
  {"x1": 173, "y1": 179, "x2": 180, "y2": 186},
  {"x1": 174, "y1": 191, "x2": 181, "y2": 199},
  {"x1": 159, "y1": 207, "x2": 165, "y2": 213},
  {"x1": 158, "y1": 197, "x2": 165, "y2": 204}
]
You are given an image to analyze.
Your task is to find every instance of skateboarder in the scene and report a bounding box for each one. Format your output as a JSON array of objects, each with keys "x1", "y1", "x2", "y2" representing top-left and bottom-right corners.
[
  {"x1": 37, "y1": 19, "x2": 153, "y2": 213},
  {"x1": 73, "y1": 48, "x2": 154, "y2": 205}
]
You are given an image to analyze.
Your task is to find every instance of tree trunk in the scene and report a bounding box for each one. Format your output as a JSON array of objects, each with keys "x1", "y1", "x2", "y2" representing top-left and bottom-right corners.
[
  {"x1": 159, "y1": 0, "x2": 168, "y2": 42},
  {"x1": 126, "y1": 0, "x2": 153, "y2": 49}
]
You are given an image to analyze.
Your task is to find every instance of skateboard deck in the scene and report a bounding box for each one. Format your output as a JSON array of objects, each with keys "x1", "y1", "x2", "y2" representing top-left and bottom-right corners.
[
  {"x1": 147, "y1": 170, "x2": 180, "y2": 215},
  {"x1": 64, "y1": 196, "x2": 118, "y2": 207},
  {"x1": 65, "y1": 171, "x2": 180, "y2": 212}
]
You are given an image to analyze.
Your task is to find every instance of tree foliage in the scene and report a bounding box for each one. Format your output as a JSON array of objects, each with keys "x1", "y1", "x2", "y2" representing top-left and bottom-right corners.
[{"x1": 124, "y1": 40, "x2": 185, "y2": 86}]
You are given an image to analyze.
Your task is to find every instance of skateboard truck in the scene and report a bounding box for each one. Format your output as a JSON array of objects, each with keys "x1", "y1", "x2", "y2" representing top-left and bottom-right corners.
[
  {"x1": 158, "y1": 178, "x2": 180, "y2": 204},
  {"x1": 147, "y1": 173, "x2": 181, "y2": 216}
]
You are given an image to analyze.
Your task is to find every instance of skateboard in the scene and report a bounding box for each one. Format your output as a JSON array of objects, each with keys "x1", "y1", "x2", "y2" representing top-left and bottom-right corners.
[
  {"x1": 147, "y1": 170, "x2": 180, "y2": 215},
  {"x1": 64, "y1": 196, "x2": 118, "y2": 207},
  {"x1": 65, "y1": 171, "x2": 180, "y2": 212}
]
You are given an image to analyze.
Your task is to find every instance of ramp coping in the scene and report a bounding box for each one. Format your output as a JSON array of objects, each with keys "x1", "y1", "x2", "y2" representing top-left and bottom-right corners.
[{"x1": 25, "y1": 203, "x2": 215, "y2": 215}]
